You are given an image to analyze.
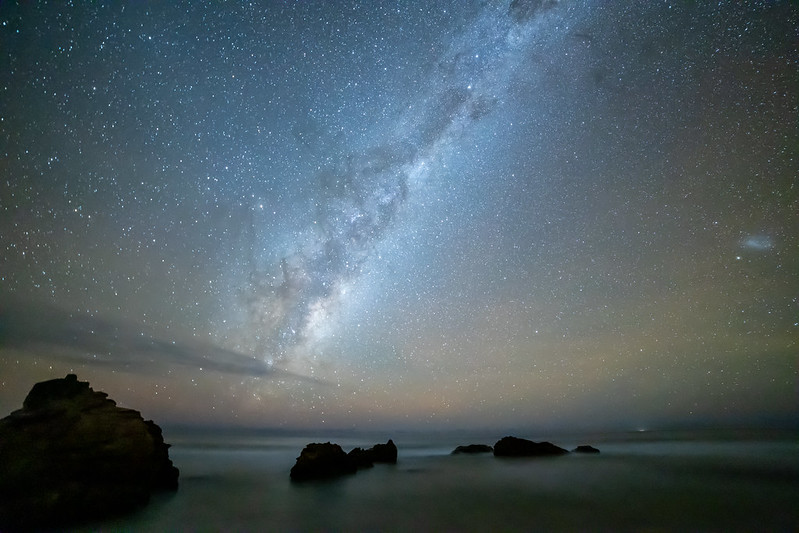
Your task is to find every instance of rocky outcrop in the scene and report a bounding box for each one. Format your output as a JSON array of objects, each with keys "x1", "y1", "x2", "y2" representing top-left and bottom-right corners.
[
  {"x1": 290, "y1": 442, "x2": 357, "y2": 481},
  {"x1": 0, "y1": 374, "x2": 178, "y2": 530},
  {"x1": 493, "y1": 436, "x2": 569, "y2": 457},
  {"x1": 573, "y1": 445, "x2": 600, "y2": 454},
  {"x1": 369, "y1": 439, "x2": 398, "y2": 463},
  {"x1": 347, "y1": 447, "x2": 375, "y2": 469},
  {"x1": 291, "y1": 439, "x2": 397, "y2": 481},
  {"x1": 347, "y1": 439, "x2": 398, "y2": 468},
  {"x1": 452, "y1": 444, "x2": 493, "y2": 455}
]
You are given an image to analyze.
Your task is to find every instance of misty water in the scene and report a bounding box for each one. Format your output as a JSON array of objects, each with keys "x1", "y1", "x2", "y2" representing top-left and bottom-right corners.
[{"x1": 78, "y1": 429, "x2": 798, "y2": 532}]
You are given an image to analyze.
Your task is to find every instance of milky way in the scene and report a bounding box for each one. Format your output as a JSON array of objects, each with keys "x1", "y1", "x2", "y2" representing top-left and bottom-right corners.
[
  {"x1": 1, "y1": 1, "x2": 797, "y2": 430},
  {"x1": 232, "y1": 1, "x2": 574, "y2": 368}
]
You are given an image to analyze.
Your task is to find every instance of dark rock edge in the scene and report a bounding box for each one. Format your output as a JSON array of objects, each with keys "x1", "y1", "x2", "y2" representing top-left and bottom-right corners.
[{"x1": 0, "y1": 374, "x2": 179, "y2": 530}]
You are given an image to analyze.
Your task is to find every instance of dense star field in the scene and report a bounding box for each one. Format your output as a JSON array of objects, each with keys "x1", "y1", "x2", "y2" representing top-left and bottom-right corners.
[{"x1": 1, "y1": 1, "x2": 797, "y2": 431}]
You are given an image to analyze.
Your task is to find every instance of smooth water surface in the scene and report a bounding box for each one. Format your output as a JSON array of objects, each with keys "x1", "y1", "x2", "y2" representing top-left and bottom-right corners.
[{"x1": 77, "y1": 430, "x2": 799, "y2": 532}]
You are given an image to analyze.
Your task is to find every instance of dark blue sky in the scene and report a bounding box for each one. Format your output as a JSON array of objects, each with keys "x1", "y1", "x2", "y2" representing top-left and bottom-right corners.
[{"x1": 1, "y1": 1, "x2": 797, "y2": 431}]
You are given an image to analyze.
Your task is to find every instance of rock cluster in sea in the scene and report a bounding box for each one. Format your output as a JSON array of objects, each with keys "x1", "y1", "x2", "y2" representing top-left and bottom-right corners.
[
  {"x1": 290, "y1": 439, "x2": 397, "y2": 481},
  {"x1": 450, "y1": 436, "x2": 600, "y2": 457},
  {"x1": 0, "y1": 374, "x2": 179, "y2": 530},
  {"x1": 291, "y1": 434, "x2": 599, "y2": 482}
]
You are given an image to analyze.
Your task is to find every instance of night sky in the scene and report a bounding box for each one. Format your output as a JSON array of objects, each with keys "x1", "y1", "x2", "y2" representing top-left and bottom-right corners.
[{"x1": 1, "y1": 1, "x2": 797, "y2": 432}]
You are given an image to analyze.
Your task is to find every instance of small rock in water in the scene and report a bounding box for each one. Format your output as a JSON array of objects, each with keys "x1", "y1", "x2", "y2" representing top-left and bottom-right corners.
[
  {"x1": 572, "y1": 445, "x2": 600, "y2": 454},
  {"x1": 493, "y1": 436, "x2": 569, "y2": 457},
  {"x1": 452, "y1": 444, "x2": 494, "y2": 454}
]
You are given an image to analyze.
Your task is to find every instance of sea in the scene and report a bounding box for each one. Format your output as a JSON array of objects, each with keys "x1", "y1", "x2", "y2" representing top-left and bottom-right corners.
[{"x1": 74, "y1": 428, "x2": 798, "y2": 532}]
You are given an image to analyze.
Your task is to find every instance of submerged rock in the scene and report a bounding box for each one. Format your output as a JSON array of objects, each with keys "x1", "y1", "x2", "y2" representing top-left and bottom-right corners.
[
  {"x1": 452, "y1": 444, "x2": 494, "y2": 455},
  {"x1": 493, "y1": 436, "x2": 569, "y2": 457},
  {"x1": 0, "y1": 374, "x2": 179, "y2": 530},
  {"x1": 573, "y1": 445, "x2": 600, "y2": 454}
]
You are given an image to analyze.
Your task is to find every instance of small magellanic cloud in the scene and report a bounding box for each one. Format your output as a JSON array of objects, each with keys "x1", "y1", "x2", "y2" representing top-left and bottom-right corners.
[{"x1": 741, "y1": 235, "x2": 773, "y2": 251}]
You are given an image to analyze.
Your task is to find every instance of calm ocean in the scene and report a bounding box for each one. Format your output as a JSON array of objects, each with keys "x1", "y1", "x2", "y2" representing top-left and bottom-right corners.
[{"x1": 75, "y1": 429, "x2": 798, "y2": 532}]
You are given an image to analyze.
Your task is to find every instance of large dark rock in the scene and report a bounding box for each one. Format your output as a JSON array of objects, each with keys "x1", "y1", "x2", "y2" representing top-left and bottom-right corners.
[
  {"x1": 573, "y1": 445, "x2": 600, "y2": 454},
  {"x1": 493, "y1": 436, "x2": 569, "y2": 457},
  {"x1": 290, "y1": 442, "x2": 357, "y2": 481},
  {"x1": 0, "y1": 374, "x2": 179, "y2": 530},
  {"x1": 452, "y1": 444, "x2": 494, "y2": 455}
]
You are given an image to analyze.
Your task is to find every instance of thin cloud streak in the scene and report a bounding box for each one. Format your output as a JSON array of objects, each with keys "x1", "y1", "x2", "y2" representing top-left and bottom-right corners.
[{"x1": 0, "y1": 295, "x2": 324, "y2": 384}]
